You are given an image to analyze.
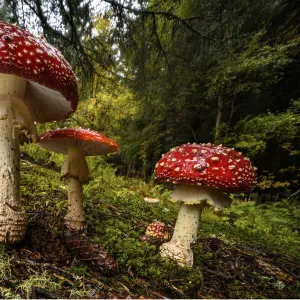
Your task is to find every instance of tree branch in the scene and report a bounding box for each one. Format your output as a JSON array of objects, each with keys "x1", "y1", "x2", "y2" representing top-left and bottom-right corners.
[{"x1": 103, "y1": 0, "x2": 219, "y2": 43}]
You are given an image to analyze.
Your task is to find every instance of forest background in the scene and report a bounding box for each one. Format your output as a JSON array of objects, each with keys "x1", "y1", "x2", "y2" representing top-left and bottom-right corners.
[
  {"x1": 0, "y1": 0, "x2": 299, "y2": 299},
  {"x1": 2, "y1": 0, "x2": 299, "y2": 192}
]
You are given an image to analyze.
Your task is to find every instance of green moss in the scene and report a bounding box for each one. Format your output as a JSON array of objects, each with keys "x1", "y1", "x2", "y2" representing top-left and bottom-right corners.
[
  {"x1": 0, "y1": 246, "x2": 11, "y2": 280},
  {"x1": 83, "y1": 166, "x2": 203, "y2": 298},
  {"x1": 20, "y1": 160, "x2": 67, "y2": 214},
  {"x1": 17, "y1": 271, "x2": 61, "y2": 299}
]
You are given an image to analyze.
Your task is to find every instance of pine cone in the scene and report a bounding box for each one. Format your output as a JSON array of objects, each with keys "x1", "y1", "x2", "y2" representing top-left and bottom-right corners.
[
  {"x1": 64, "y1": 230, "x2": 118, "y2": 274},
  {"x1": 256, "y1": 258, "x2": 294, "y2": 283},
  {"x1": 24, "y1": 223, "x2": 69, "y2": 263}
]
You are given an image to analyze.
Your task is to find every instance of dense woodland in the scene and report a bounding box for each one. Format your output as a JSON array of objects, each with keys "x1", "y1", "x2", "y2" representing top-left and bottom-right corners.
[
  {"x1": 2, "y1": 0, "x2": 300, "y2": 189},
  {"x1": 0, "y1": 0, "x2": 300, "y2": 299}
]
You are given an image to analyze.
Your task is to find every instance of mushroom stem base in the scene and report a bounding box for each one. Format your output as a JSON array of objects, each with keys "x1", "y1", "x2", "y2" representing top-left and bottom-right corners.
[
  {"x1": 64, "y1": 177, "x2": 85, "y2": 231},
  {"x1": 0, "y1": 212, "x2": 26, "y2": 244},
  {"x1": 160, "y1": 241, "x2": 194, "y2": 268}
]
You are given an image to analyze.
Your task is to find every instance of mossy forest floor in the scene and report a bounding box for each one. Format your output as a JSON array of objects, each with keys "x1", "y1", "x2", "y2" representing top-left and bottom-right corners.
[{"x1": 0, "y1": 157, "x2": 299, "y2": 299}]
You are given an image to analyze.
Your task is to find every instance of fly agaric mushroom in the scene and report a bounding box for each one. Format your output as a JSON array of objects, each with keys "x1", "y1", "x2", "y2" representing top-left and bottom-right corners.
[
  {"x1": 37, "y1": 128, "x2": 119, "y2": 231},
  {"x1": 142, "y1": 221, "x2": 170, "y2": 244},
  {"x1": 0, "y1": 22, "x2": 78, "y2": 244},
  {"x1": 154, "y1": 143, "x2": 256, "y2": 267}
]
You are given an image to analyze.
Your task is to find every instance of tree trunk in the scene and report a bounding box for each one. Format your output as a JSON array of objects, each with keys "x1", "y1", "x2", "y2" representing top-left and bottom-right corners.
[
  {"x1": 214, "y1": 95, "x2": 223, "y2": 144},
  {"x1": 228, "y1": 98, "x2": 235, "y2": 126}
]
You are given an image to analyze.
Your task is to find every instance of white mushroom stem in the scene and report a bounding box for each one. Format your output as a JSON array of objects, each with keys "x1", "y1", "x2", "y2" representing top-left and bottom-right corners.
[
  {"x1": 160, "y1": 184, "x2": 232, "y2": 268},
  {"x1": 0, "y1": 74, "x2": 36, "y2": 244},
  {"x1": 65, "y1": 177, "x2": 84, "y2": 231},
  {"x1": 160, "y1": 203, "x2": 203, "y2": 268},
  {"x1": 62, "y1": 147, "x2": 89, "y2": 231},
  {"x1": 170, "y1": 204, "x2": 202, "y2": 248}
]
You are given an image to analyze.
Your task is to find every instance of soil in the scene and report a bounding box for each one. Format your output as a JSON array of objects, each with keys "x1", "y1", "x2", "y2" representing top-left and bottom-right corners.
[{"x1": 2, "y1": 221, "x2": 299, "y2": 299}]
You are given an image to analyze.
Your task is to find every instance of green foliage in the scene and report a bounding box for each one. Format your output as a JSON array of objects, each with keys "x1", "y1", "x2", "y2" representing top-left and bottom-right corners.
[
  {"x1": 0, "y1": 3, "x2": 11, "y2": 22},
  {"x1": 0, "y1": 287, "x2": 21, "y2": 299},
  {"x1": 224, "y1": 100, "x2": 300, "y2": 157},
  {"x1": 0, "y1": 246, "x2": 11, "y2": 280},
  {"x1": 70, "y1": 264, "x2": 88, "y2": 277},
  {"x1": 20, "y1": 160, "x2": 67, "y2": 213},
  {"x1": 68, "y1": 84, "x2": 136, "y2": 142},
  {"x1": 21, "y1": 141, "x2": 65, "y2": 170},
  {"x1": 68, "y1": 287, "x2": 95, "y2": 299},
  {"x1": 84, "y1": 164, "x2": 177, "y2": 225},
  {"x1": 208, "y1": 32, "x2": 297, "y2": 100},
  {"x1": 222, "y1": 100, "x2": 300, "y2": 191},
  {"x1": 223, "y1": 200, "x2": 299, "y2": 238},
  {"x1": 17, "y1": 271, "x2": 61, "y2": 299},
  {"x1": 201, "y1": 199, "x2": 300, "y2": 260},
  {"x1": 0, "y1": 247, "x2": 21, "y2": 298}
]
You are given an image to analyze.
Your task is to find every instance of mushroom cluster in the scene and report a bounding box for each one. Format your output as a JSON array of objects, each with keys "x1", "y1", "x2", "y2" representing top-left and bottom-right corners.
[
  {"x1": 0, "y1": 22, "x2": 258, "y2": 276},
  {"x1": 37, "y1": 128, "x2": 119, "y2": 231},
  {"x1": 0, "y1": 22, "x2": 78, "y2": 244},
  {"x1": 155, "y1": 143, "x2": 257, "y2": 267}
]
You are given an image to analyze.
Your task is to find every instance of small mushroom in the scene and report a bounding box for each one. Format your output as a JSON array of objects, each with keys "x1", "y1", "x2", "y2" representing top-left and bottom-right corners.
[
  {"x1": 37, "y1": 128, "x2": 119, "y2": 231},
  {"x1": 0, "y1": 22, "x2": 78, "y2": 244},
  {"x1": 144, "y1": 197, "x2": 160, "y2": 204},
  {"x1": 142, "y1": 221, "x2": 170, "y2": 244},
  {"x1": 154, "y1": 143, "x2": 257, "y2": 267}
]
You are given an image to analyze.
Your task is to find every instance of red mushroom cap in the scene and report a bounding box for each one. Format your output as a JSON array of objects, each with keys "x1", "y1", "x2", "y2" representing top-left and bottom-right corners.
[
  {"x1": 145, "y1": 221, "x2": 170, "y2": 241},
  {"x1": 155, "y1": 143, "x2": 257, "y2": 192},
  {"x1": 37, "y1": 128, "x2": 119, "y2": 156},
  {"x1": 0, "y1": 22, "x2": 78, "y2": 122}
]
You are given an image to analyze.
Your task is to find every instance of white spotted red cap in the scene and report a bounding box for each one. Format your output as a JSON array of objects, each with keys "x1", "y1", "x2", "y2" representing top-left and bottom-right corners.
[
  {"x1": 38, "y1": 128, "x2": 119, "y2": 156},
  {"x1": 0, "y1": 22, "x2": 78, "y2": 122},
  {"x1": 155, "y1": 143, "x2": 257, "y2": 192},
  {"x1": 145, "y1": 221, "x2": 170, "y2": 241}
]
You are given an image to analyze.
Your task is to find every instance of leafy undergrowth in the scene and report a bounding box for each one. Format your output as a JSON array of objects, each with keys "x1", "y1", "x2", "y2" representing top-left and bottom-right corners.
[
  {"x1": 0, "y1": 158, "x2": 299, "y2": 299},
  {"x1": 200, "y1": 200, "x2": 300, "y2": 261}
]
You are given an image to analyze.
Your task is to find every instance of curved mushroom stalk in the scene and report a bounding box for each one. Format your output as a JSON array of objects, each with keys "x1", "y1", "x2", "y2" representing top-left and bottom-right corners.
[
  {"x1": 160, "y1": 203, "x2": 203, "y2": 268},
  {"x1": 0, "y1": 75, "x2": 36, "y2": 244},
  {"x1": 159, "y1": 184, "x2": 232, "y2": 268},
  {"x1": 61, "y1": 147, "x2": 89, "y2": 231}
]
